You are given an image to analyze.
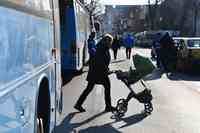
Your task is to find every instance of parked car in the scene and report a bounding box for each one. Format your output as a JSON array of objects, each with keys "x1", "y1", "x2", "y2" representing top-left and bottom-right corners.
[{"x1": 173, "y1": 37, "x2": 200, "y2": 72}]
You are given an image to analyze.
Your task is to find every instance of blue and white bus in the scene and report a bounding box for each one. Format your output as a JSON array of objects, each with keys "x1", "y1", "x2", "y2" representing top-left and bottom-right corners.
[
  {"x1": 0, "y1": 0, "x2": 62, "y2": 132},
  {"x1": 60, "y1": 0, "x2": 92, "y2": 72}
]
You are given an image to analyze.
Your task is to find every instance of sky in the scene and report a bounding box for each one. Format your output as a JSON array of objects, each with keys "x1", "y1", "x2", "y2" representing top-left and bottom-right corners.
[{"x1": 99, "y1": 0, "x2": 156, "y2": 5}]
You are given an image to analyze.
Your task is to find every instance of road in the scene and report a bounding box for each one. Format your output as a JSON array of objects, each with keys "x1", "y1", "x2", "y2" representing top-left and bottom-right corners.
[{"x1": 54, "y1": 48, "x2": 200, "y2": 133}]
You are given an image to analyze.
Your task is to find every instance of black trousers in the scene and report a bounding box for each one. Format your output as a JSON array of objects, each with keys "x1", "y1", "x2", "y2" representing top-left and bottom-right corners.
[
  {"x1": 112, "y1": 49, "x2": 118, "y2": 60},
  {"x1": 75, "y1": 77, "x2": 112, "y2": 108},
  {"x1": 156, "y1": 49, "x2": 161, "y2": 68},
  {"x1": 126, "y1": 48, "x2": 132, "y2": 59}
]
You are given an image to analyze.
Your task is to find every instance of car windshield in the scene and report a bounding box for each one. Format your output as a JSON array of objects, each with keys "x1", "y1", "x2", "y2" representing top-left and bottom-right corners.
[{"x1": 188, "y1": 40, "x2": 200, "y2": 48}]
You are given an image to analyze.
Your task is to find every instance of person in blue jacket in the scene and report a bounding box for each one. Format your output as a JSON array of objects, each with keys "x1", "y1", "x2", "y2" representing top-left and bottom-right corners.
[
  {"x1": 87, "y1": 32, "x2": 97, "y2": 65},
  {"x1": 123, "y1": 34, "x2": 134, "y2": 59}
]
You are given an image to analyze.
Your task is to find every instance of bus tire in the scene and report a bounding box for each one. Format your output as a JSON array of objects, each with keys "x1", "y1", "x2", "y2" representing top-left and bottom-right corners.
[
  {"x1": 37, "y1": 118, "x2": 44, "y2": 133},
  {"x1": 37, "y1": 78, "x2": 50, "y2": 133}
]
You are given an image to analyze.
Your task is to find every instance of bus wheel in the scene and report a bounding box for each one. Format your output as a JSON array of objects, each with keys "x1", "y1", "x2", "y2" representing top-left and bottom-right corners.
[{"x1": 37, "y1": 118, "x2": 44, "y2": 133}]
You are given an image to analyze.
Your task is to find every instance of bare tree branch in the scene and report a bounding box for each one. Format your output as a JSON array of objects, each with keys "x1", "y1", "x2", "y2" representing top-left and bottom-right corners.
[{"x1": 84, "y1": 0, "x2": 105, "y2": 21}]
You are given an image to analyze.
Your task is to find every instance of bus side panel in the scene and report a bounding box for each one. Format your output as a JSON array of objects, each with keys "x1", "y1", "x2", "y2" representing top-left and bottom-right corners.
[
  {"x1": 52, "y1": 0, "x2": 63, "y2": 125},
  {"x1": 83, "y1": 14, "x2": 91, "y2": 64},
  {"x1": 48, "y1": 20, "x2": 57, "y2": 133},
  {"x1": 0, "y1": 6, "x2": 56, "y2": 132},
  {"x1": 75, "y1": 2, "x2": 86, "y2": 70},
  {"x1": 0, "y1": 71, "x2": 53, "y2": 133},
  {"x1": 61, "y1": 1, "x2": 91, "y2": 71},
  {"x1": 0, "y1": 78, "x2": 36, "y2": 132},
  {"x1": 61, "y1": 7, "x2": 77, "y2": 71},
  {"x1": 0, "y1": 7, "x2": 52, "y2": 87}
]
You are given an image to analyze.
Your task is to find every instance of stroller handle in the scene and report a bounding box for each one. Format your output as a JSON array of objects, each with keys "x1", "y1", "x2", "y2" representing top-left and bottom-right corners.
[
  {"x1": 140, "y1": 80, "x2": 148, "y2": 89},
  {"x1": 121, "y1": 78, "x2": 131, "y2": 87},
  {"x1": 115, "y1": 70, "x2": 149, "y2": 90}
]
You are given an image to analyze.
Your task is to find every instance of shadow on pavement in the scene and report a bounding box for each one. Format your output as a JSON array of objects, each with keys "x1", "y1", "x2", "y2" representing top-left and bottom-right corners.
[
  {"x1": 144, "y1": 69, "x2": 164, "y2": 81},
  {"x1": 144, "y1": 68, "x2": 200, "y2": 82},
  {"x1": 117, "y1": 113, "x2": 147, "y2": 129},
  {"x1": 79, "y1": 124, "x2": 121, "y2": 133},
  {"x1": 53, "y1": 111, "x2": 106, "y2": 133},
  {"x1": 78, "y1": 113, "x2": 148, "y2": 133},
  {"x1": 111, "y1": 59, "x2": 127, "y2": 64},
  {"x1": 62, "y1": 70, "x2": 88, "y2": 86},
  {"x1": 166, "y1": 72, "x2": 200, "y2": 81},
  {"x1": 54, "y1": 111, "x2": 148, "y2": 133}
]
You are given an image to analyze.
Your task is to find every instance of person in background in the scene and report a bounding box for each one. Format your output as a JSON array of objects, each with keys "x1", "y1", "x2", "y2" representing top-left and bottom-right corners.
[
  {"x1": 111, "y1": 35, "x2": 121, "y2": 60},
  {"x1": 159, "y1": 32, "x2": 177, "y2": 73},
  {"x1": 152, "y1": 33, "x2": 162, "y2": 68},
  {"x1": 123, "y1": 34, "x2": 134, "y2": 59},
  {"x1": 74, "y1": 34, "x2": 116, "y2": 112},
  {"x1": 87, "y1": 32, "x2": 96, "y2": 65}
]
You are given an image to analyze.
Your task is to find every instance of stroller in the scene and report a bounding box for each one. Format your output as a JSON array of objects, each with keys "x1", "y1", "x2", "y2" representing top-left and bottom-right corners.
[{"x1": 113, "y1": 69, "x2": 153, "y2": 118}]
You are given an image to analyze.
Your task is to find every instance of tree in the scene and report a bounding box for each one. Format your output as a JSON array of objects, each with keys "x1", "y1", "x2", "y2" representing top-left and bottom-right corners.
[
  {"x1": 84, "y1": 0, "x2": 105, "y2": 22},
  {"x1": 147, "y1": 0, "x2": 163, "y2": 30},
  {"x1": 159, "y1": 0, "x2": 197, "y2": 36},
  {"x1": 147, "y1": 0, "x2": 199, "y2": 36}
]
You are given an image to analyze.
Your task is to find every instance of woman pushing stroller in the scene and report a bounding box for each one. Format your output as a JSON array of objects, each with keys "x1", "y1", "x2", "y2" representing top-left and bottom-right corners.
[
  {"x1": 74, "y1": 34, "x2": 154, "y2": 117},
  {"x1": 74, "y1": 34, "x2": 117, "y2": 112}
]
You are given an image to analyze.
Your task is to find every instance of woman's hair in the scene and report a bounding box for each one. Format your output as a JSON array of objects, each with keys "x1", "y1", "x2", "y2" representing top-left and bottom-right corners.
[
  {"x1": 96, "y1": 33, "x2": 113, "y2": 49},
  {"x1": 103, "y1": 33, "x2": 113, "y2": 44}
]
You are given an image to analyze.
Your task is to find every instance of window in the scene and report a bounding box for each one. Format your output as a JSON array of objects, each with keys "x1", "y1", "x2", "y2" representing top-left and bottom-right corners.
[
  {"x1": 5, "y1": 0, "x2": 51, "y2": 12},
  {"x1": 188, "y1": 40, "x2": 200, "y2": 48},
  {"x1": 0, "y1": 26, "x2": 8, "y2": 58}
]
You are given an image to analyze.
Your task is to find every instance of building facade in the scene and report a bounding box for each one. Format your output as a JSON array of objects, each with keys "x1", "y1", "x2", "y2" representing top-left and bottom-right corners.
[{"x1": 102, "y1": 5, "x2": 148, "y2": 36}]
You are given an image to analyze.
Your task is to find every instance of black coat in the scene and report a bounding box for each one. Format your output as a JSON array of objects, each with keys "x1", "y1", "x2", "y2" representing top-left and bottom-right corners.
[
  {"x1": 112, "y1": 38, "x2": 120, "y2": 50},
  {"x1": 86, "y1": 41, "x2": 110, "y2": 84}
]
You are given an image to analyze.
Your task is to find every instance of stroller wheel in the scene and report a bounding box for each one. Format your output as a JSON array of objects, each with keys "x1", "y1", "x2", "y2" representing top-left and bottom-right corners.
[
  {"x1": 117, "y1": 103, "x2": 127, "y2": 113},
  {"x1": 116, "y1": 99, "x2": 128, "y2": 116},
  {"x1": 144, "y1": 102, "x2": 153, "y2": 114}
]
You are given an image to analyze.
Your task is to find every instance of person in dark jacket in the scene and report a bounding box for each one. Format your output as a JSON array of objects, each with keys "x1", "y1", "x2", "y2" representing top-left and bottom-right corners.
[
  {"x1": 152, "y1": 33, "x2": 162, "y2": 68},
  {"x1": 111, "y1": 35, "x2": 120, "y2": 60},
  {"x1": 74, "y1": 34, "x2": 116, "y2": 112},
  {"x1": 159, "y1": 32, "x2": 177, "y2": 72}
]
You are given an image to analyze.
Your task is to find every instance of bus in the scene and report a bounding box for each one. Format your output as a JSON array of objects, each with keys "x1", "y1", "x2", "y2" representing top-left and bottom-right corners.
[
  {"x1": 0, "y1": 0, "x2": 62, "y2": 132},
  {"x1": 60, "y1": 0, "x2": 92, "y2": 72}
]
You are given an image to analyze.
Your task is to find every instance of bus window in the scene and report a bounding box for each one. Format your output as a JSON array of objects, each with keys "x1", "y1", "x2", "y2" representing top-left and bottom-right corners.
[
  {"x1": 0, "y1": 27, "x2": 8, "y2": 58},
  {"x1": 6, "y1": 0, "x2": 51, "y2": 12},
  {"x1": 0, "y1": 26, "x2": 9, "y2": 75},
  {"x1": 60, "y1": 0, "x2": 91, "y2": 71}
]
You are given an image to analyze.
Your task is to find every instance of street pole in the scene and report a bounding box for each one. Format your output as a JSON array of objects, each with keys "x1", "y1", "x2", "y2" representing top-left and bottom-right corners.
[
  {"x1": 148, "y1": 0, "x2": 152, "y2": 30},
  {"x1": 193, "y1": 4, "x2": 197, "y2": 36},
  {"x1": 193, "y1": 1, "x2": 200, "y2": 36}
]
